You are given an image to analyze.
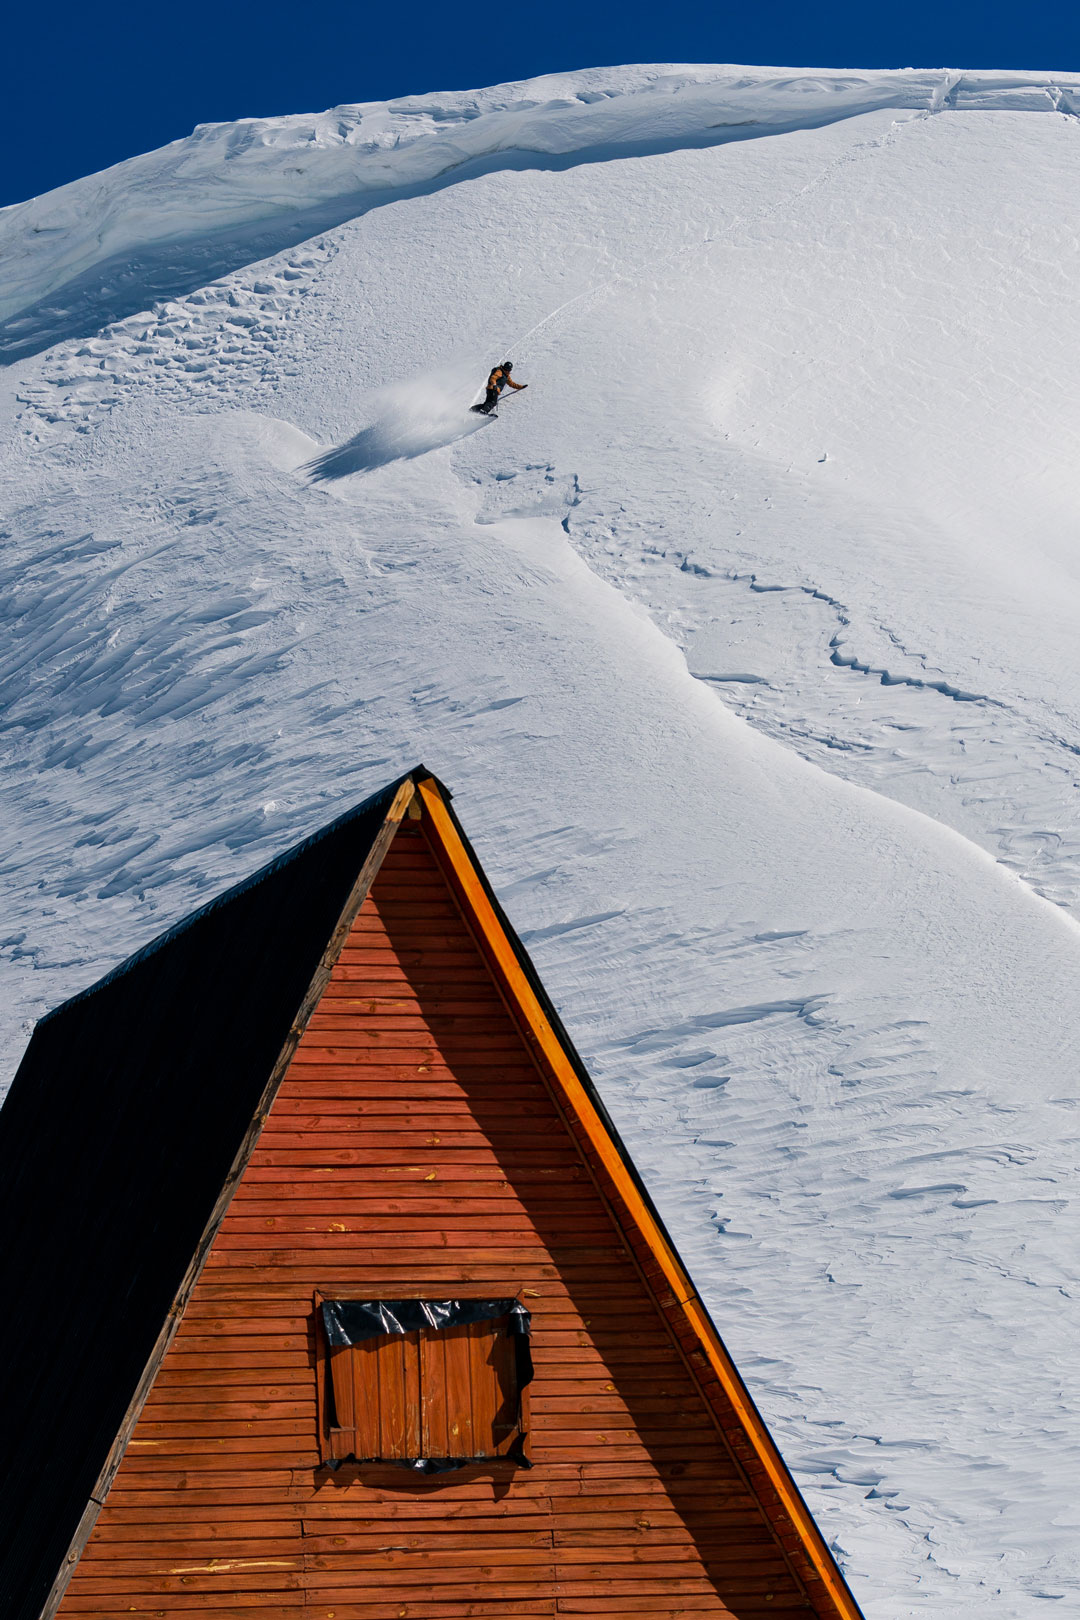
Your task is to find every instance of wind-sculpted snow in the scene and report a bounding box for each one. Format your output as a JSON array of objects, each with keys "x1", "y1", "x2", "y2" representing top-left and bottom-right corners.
[
  {"x1": 5, "y1": 66, "x2": 1080, "y2": 1619},
  {"x1": 3, "y1": 66, "x2": 1080, "y2": 357}
]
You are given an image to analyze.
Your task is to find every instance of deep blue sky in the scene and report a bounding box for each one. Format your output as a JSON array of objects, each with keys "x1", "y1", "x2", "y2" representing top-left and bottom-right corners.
[{"x1": 5, "y1": 0, "x2": 1079, "y2": 205}]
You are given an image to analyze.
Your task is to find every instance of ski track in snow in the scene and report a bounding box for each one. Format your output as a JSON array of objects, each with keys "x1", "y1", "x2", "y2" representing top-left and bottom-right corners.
[{"x1": 3, "y1": 68, "x2": 1080, "y2": 1617}]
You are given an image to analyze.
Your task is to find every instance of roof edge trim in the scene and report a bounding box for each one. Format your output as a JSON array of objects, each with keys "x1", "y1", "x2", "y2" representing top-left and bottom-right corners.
[{"x1": 415, "y1": 775, "x2": 864, "y2": 1620}]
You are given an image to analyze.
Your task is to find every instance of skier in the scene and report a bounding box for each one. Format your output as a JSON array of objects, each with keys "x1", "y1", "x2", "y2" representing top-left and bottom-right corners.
[{"x1": 471, "y1": 360, "x2": 528, "y2": 415}]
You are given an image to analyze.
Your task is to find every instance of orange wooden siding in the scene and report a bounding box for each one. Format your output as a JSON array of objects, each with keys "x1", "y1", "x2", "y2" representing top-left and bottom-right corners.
[{"x1": 57, "y1": 821, "x2": 822, "y2": 1620}]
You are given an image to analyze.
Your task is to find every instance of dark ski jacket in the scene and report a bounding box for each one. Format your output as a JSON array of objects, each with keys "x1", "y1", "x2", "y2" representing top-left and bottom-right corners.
[{"x1": 487, "y1": 366, "x2": 526, "y2": 395}]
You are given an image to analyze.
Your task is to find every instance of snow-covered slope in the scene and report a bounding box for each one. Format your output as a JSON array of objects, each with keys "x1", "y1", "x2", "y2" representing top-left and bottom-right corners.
[
  {"x1": 4, "y1": 65, "x2": 1080, "y2": 360},
  {"x1": 4, "y1": 64, "x2": 1080, "y2": 1617}
]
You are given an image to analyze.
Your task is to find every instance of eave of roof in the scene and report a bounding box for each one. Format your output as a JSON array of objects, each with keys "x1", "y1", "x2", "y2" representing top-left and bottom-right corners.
[{"x1": 416, "y1": 777, "x2": 865, "y2": 1620}]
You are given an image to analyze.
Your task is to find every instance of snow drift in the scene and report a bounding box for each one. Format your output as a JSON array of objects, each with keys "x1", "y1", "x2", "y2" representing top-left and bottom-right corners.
[{"x1": 4, "y1": 65, "x2": 1080, "y2": 358}]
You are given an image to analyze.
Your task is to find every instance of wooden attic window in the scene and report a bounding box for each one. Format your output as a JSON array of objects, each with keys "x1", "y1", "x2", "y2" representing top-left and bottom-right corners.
[{"x1": 316, "y1": 1297, "x2": 532, "y2": 1468}]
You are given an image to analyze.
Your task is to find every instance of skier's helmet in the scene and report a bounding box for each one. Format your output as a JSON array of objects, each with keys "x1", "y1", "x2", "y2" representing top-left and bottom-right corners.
[{"x1": 502, "y1": 360, "x2": 513, "y2": 372}]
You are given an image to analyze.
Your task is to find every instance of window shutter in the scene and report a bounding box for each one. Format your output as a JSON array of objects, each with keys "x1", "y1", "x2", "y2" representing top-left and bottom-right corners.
[
  {"x1": 420, "y1": 1319, "x2": 520, "y2": 1459},
  {"x1": 328, "y1": 1331, "x2": 421, "y2": 1460}
]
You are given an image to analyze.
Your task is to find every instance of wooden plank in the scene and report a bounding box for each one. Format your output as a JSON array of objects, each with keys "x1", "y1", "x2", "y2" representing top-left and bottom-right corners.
[
  {"x1": 304, "y1": 1586, "x2": 558, "y2": 1606},
  {"x1": 342, "y1": 899, "x2": 462, "y2": 918},
  {"x1": 325, "y1": 964, "x2": 496, "y2": 982},
  {"x1": 312, "y1": 992, "x2": 506, "y2": 1010},
  {"x1": 81, "y1": 1537, "x2": 304, "y2": 1562},
  {"x1": 102, "y1": 1477, "x2": 305, "y2": 1501},
  {"x1": 216, "y1": 1220, "x2": 616, "y2": 1241},
  {"x1": 304, "y1": 1012, "x2": 511, "y2": 1032},
  {"x1": 307, "y1": 1550, "x2": 554, "y2": 1573},
  {"x1": 175, "y1": 1283, "x2": 649, "y2": 1307},
  {"x1": 176, "y1": 1294, "x2": 670, "y2": 1323},
  {"x1": 361, "y1": 889, "x2": 474, "y2": 904},
  {"x1": 525, "y1": 1411, "x2": 713, "y2": 1433},
  {"x1": 306, "y1": 1473, "x2": 551, "y2": 1502},
  {"x1": 179, "y1": 1297, "x2": 316, "y2": 1318},
  {"x1": 243, "y1": 1153, "x2": 581, "y2": 1171},
  {"x1": 122, "y1": 1433, "x2": 318, "y2": 1456},
  {"x1": 246, "y1": 1130, "x2": 579, "y2": 1151},
  {"x1": 300, "y1": 1603, "x2": 556, "y2": 1620},
  {"x1": 553, "y1": 1546, "x2": 714, "y2": 1568},
  {"x1": 265, "y1": 1072, "x2": 548, "y2": 1093},
  {"x1": 302, "y1": 1530, "x2": 553, "y2": 1554},
  {"x1": 147, "y1": 1351, "x2": 307, "y2": 1371},
  {"x1": 67, "y1": 1572, "x2": 302, "y2": 1593},
  {"x1": 301, "y1": 1498, "x2": 552, "y2": 1522},
  {"x1": 236, "y1": 1162, "x2": 590, "y2": 1183},
  {"x1": 62, "y1": 1604, "x2": 302, "y2": 1617},
  {"x1": 248, "y1": 1133, "x2": 577, "y2": 1162},
  {"x1": 94, "y1": 1512, "x2": 299, "y2": 1533},
  {"x1": 184, "y1": 1280, "x2": 624, "y2": 1304},
  {"x1": 553, "y1": 1578, "x2": 721, "y2": 1596},
  {"x1": 552, "y1": 1600, "x2": 728, "y2": 1615},
  {"x1": 552, "y1": 1498, "x2": 762, "y2": 1519},
  {"x1": 267, "y1": 1097, "x2": 553, "y2": 1116},
  {"x1": 553, "y1": 1515, "x2": 769, "y2": 1539},
  {"x1": 157, "y1": 1324, "x2": 675, "y2": 1353},
  {"x1": 135, "y1": 1418, "x2": 312, "y2": 1439},
  {"x1": 553, "y1": 1459, "x2": 759, "y2": 1484},
  {"x1": 143, "y1": 1376, "x2": 311, "y2": 1402},
  {"x1": 204, "y1": 1245, "x2": 622, "y2": 1264},
  {"x1": 223, "y1": 1196, "x2": 598, "y2": 1218},
  {"x1": 302, "y1": 1517, "x2": 553, "y2": 1541},
  {"x1": 557, "y1": 1545, "x2": 787, "y2": 1569},
  {"x1": 288, "y1": 1051, "x2": 530, "y2": 1070},
  {"x1": 118, "y1": 1446, "x2": 321, "y2": 1468},
  {"x1": 531, "y1": 1396, "x2": 706, "y2": 1415},
  {"x1": 167, "y1": 1333, "x2": 310, "y2": 1354},
  {"x1": 531, "y1": 1436, "x2": 727, "y2": 1457},
  {"x1": 330, "y1": 950, "x2": 481, "y2": 967},
  {"x1": 293, "y1": 1017, "x2": 521, "y2": 1043}
]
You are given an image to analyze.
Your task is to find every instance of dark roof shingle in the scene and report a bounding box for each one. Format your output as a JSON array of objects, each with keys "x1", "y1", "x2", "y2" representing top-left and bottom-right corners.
[{"x1": 0, "y1": 769, "x2": 422, "y2": 1620}]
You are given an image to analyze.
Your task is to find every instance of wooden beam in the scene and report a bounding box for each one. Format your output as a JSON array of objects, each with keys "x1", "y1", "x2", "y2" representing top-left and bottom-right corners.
[{"x1": 415, "y1": 776, "x2": 863, "y2": 1620}]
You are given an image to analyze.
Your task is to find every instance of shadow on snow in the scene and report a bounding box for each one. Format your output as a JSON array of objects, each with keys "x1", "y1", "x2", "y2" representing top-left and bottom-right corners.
[{"x1": 304, "y1": 374, "x2": 493, "y2": 480}]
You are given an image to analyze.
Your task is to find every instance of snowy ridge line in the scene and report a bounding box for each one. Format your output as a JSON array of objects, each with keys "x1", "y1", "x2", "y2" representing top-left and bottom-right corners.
[{"x1": 4, "y1": 64, "x2": 1080, "y2": 360}]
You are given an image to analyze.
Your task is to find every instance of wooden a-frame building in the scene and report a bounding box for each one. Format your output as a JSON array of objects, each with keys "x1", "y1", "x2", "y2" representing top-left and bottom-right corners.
[{"x1": 0, "y1": 769, "x2": 864, "y2": 1620}]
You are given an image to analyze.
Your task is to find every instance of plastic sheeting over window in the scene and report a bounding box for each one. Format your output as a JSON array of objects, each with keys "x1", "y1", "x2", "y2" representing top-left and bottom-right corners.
[{"x1": 321, "y1": 1297, "x2": 531, "y2": 1346}]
